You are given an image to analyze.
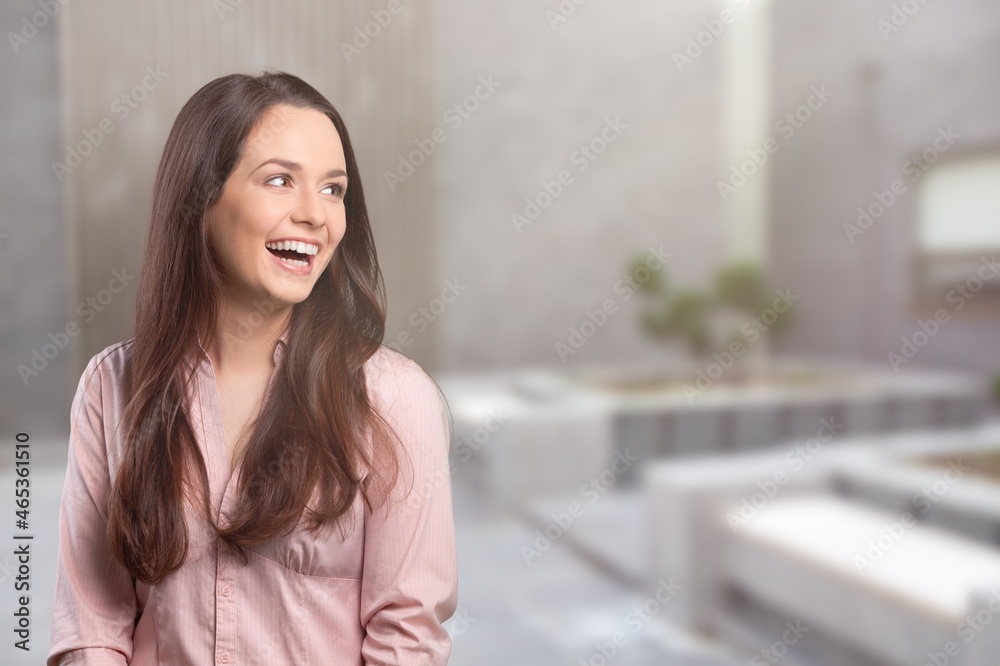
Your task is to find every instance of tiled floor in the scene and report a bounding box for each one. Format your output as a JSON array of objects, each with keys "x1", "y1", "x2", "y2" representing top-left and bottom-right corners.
[
  {"x1": 448, "y1": 478, "x2": 739, "y2": 666},
  {"x1": 0, "y1": 438, "x2": 738, "y2": 666}
]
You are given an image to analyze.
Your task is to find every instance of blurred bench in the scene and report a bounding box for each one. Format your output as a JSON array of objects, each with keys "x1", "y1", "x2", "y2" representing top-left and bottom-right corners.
[{"x1": 725, "y1": 495, "x2": 1000, "y2": 666}]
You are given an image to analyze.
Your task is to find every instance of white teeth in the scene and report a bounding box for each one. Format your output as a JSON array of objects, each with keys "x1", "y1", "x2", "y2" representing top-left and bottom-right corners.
[
  {"x1": 265, "y1": 240, "x2": 319, "y2": 256},
  {"x1": 265, "y1": 240, "x2": 314, "y2": 269}
]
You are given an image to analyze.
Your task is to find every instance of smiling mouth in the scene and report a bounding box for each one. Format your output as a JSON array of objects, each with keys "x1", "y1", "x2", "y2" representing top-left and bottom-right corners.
[{"x1": 265, "y1": 240, "x2": 319, "y2": 268}]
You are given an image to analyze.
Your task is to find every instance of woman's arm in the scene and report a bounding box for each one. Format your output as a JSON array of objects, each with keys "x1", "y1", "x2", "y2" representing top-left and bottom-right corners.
[
  {"x1": 47, "y1": 352, "x2": 138, "y2": 666},
  {"x1": 360, "y1": 363, "x2": 459, "y2": 665}
]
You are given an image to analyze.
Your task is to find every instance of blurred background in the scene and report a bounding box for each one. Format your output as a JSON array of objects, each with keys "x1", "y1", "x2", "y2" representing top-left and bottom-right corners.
[{"x1": 3, "y1": 0, "x2": 1000, "y2": 664}]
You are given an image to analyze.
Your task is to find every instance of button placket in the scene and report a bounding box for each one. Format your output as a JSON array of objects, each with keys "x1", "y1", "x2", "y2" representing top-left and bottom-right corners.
[
  {"x1": 205, "y1": 356, "x2": 240, "y2": 666},
  {"x1": 215, "y1": 547, "x2": 238, "y2": 664}
]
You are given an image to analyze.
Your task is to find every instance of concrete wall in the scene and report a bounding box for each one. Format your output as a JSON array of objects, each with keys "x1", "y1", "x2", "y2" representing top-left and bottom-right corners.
[
  {"x1": 434, "y1": 0, "x2": 732, "y2": 371},
  {"x1": 434, "y1": 0, "x2": 1000, "y2": 379},
  {"x1": 1, "y1": 0, "x2": 70, "y2": 437},
  {"x1": 768, "y1": 0, "x2": 1000, "y2": 376}
]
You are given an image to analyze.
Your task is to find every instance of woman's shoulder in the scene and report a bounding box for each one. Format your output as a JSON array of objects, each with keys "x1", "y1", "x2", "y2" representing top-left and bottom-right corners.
[
  {"x1": 80, "y1": 337, "x2": 135, "y2": 383},
  {"x1": 363, "y1": 345, "x2": 445, "y2": 409},
  {"x1": 69, "y1": 338, "x2": 135, "y2": 421},
  {"x1": 363, "y1": 345, "x2": 451, "y2": 458}
]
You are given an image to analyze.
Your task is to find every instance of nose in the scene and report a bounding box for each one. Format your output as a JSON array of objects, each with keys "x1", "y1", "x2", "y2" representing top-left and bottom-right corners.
[{"x1": 290, "y1": 189, "x2": 328, "y2": 228}]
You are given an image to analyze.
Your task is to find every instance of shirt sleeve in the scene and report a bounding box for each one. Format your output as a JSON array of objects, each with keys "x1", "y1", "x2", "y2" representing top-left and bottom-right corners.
[
  {"x1": 47, "y1": 353, "x2": 137, "y2": 666},
  {"x1": 360, "y1": 364, "x2": 459, "y2": 665}
]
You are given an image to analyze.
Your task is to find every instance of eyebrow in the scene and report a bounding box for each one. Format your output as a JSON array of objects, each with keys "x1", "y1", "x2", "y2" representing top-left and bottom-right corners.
[{"x1": 252, "y1": 158, "x2": 348, "y2": 181}]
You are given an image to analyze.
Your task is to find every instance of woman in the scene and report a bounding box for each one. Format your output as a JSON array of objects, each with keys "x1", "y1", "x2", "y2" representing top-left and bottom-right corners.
[{"x1": 47, "y1": 71, "x2": 458, "y2": 665}]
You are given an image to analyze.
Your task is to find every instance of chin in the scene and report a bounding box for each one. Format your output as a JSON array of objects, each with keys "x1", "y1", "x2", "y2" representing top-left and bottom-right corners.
[{"x1": 269, "y1": 288, "x2": 314, "y2": 306}]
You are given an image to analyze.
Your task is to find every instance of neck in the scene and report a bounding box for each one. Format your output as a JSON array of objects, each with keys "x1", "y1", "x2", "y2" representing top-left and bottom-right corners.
[{"x1": 206, "y1": 296, "x2": 291, "y2": 375}]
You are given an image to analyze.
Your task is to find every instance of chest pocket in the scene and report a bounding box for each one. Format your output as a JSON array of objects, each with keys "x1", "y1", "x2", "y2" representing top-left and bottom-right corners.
[{"x1": 248, "y1": 487, "x2": 366, "y2": 580}]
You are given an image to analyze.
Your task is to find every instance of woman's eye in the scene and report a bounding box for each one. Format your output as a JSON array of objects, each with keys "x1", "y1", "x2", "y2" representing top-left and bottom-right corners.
[
  {"x1": 323, "y1": 183, "x2": 346, "y2": 197},
  {"x1": 266, "y1": 174, "x2": 290, "y2": 187}
]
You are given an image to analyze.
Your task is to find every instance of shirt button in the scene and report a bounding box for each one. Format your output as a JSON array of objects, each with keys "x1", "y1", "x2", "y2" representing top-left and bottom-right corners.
[
  {"x1": 219, "y1": 651, "x2": 230, "y2": 663},
  {"x1": 222, "y1": 586, "x2": 232, "y2": 597}
]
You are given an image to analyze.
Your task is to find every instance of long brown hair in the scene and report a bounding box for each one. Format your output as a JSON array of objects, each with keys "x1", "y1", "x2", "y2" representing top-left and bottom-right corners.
[{"x1": 107, "y1": 70, "x2": 404, "y2": 585}]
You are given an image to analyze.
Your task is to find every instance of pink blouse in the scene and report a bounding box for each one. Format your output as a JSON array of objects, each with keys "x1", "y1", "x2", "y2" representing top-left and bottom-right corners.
[{"x1": 47, "y1": 332, "x2": 458, "y2": 665}]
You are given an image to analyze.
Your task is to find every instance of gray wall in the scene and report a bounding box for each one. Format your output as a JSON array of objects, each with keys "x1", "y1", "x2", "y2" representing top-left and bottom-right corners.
[
  {"x1": 1, "y1": 1, "x2": 70, "y2": 437},
  {"x1": 434, "y1": 0, "x2": 730, "y2": 371},
  {"x1": 769, "y1": 0, "x2": 1000, "y2": 376},
  {"x1": 433, "y1": 0, "x2": 1000, "y2": 378}
]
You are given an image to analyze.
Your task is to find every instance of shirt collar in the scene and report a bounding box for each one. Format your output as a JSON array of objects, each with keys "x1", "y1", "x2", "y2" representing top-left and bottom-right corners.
[{"x1": 273, "y1": 326, "x2": 289, "y2": 365}]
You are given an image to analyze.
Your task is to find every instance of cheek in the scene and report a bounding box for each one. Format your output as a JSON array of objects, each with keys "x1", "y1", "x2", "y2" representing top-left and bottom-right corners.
[
  {"x1": 231, "y1": 211, "x2": 273, "y2": 258},
  {"x1": 206, "y1": 192, "x2": 272, "y2": 274},
  {"x1": 330, "y1": 209, "x2": 348, "y2": 243},
  {"x1": 224, "y1": 235, "x2": 262, "y2": 272},
  {"x1": 206, "y1": 223, "x2": 235, "y2": 272}
]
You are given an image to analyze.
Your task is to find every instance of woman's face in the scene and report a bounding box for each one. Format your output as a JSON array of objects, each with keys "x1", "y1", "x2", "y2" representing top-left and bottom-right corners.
[{"x1": 205, "y1": 104, "x2": 348, "y2": 309}]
